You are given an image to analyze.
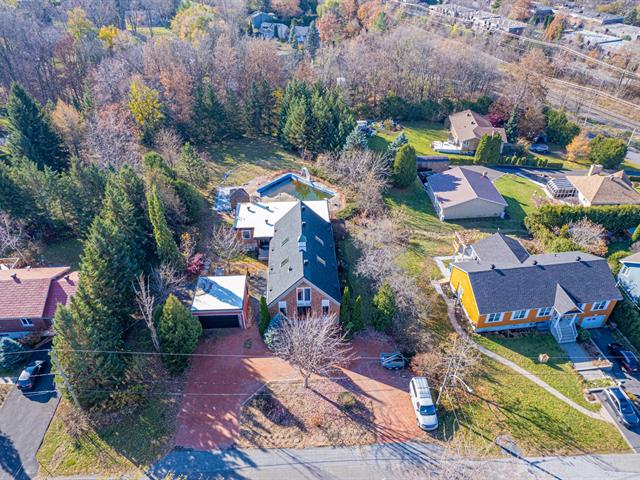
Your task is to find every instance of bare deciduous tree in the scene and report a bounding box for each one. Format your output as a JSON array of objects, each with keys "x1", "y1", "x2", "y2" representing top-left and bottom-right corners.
[
  {"x1": 154, "y1": 128, "x2": 182, "y2": 168},
  {"x1": 0, "y1": 213, "x2": 29, "y2": 264},
  {"x1": 209, "y1": 224, "x2": 242, "y2": 271},
  {"x1": 568, "y1": 218, "x2": 607, "y2": 256},
  {"x1": 150, "y1": 262, "x2": 186, "y2": 305},
  {"x1": 271, "y1": 314, "x2": 353, "y2": 388},
  {"x1": 133, "y1": 273, "x2": 161, "y2": 352}
]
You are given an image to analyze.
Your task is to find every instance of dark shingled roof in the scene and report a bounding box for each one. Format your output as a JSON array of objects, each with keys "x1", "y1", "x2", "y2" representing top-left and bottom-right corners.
[
  {"x1": 471, "y1": 232, "x2": 530, "y2": 264},
  {"x1": 452, "y1": 234, "x2": 622, "y2": 315},
  {"x1": 267, "y1": 202, "x2": 341, "y2": 305}
]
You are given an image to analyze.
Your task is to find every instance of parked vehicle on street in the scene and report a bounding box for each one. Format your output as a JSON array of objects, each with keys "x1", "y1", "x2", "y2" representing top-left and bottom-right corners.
[
  {"x1": 409, "y1": 377, "x2": 438, "y2": 431},
  {"x1": 529, "y1": 143, "x2": 549, "y2": 154},
  {"x1": 607, "y1": 343, "x2": 639, "y2": 373},
  {"x1": 380, "y1": 352, "x2": 407, "y2": 370},
  {"x1": 604, "y1": 387, "x2": 640, "y2": 427},
  {"x1": 16, "y1": 360, "x2": 46, "y2": 391}
]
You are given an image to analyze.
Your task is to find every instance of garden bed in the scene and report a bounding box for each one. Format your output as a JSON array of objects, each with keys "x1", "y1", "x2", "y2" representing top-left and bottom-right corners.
[{"x1": 238, "y1": 378, "x2": 376, "y2": 448}]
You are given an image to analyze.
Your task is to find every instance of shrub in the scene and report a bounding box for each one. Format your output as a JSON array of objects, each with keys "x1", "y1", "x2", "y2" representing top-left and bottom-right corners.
[
  {"x1": 544, "y1": 108, "x2": 580, "y2": 147},
  {"x1": 577, "y1": 327, "x2": 591, "y2": 343},
  {"x1": 525, "y1": 204, "x2": 640, "y2": 235},
  {"x1": 340, "y1": 286, "x2": 351, "y2": 327},
  {"x1": 337, "y1": 391, "x2": 357, "y2": 409},
  {"x1": 589, "y1": 135, "x2": 628, "y2": 169},
  {"x1": 608, "y1": 250, "x2": 630, "y2": 276},
  {"x1": 186, "y1": 253, "x2": 205, "y2": 276},
  {"x1": 0, "y1": 338, "x2": 27, "y2": 370},
  {"x1": 610, "y1": 299, "x2": 640, "y2": 352},
  {"x1": 174, "y1": 179, "x2": 203, "y2": 224},
  {"x1": 393, "y1": 144, "x2": 417, "y2": 188},
  {"x1": 259, "y1": 296, "x2": 270, "y2": 337},
  {"x1": 372, "y1": 282, "x2": 395, "y2": 332}
]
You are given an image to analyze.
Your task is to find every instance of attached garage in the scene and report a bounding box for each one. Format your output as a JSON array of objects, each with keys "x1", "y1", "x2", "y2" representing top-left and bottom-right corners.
[{"x1": 191, "y1": 275, "x2": 249, "y2": 329}]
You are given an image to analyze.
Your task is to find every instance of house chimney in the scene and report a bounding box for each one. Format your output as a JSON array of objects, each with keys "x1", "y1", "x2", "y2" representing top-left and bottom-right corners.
[{"x1": 588, "y1": 164, "x2": 603, "y2": 176}]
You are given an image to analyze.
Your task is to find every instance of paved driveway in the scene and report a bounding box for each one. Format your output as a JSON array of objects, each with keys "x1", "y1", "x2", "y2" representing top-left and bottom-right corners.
[
  {"x1": 175, "y1": 328, "x2": 423, "y2": 450},
  {"x1": 590, "y1": 328, "x2": 640, "y2": 452},
  {"x1": 0, "y1": 348, "x2": 59, "y2": 480}
]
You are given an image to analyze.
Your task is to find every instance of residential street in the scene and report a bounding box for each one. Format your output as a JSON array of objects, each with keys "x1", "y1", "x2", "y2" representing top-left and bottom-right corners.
[
  {"x1": 590, "y1": 328, "x2": 640, "y2": 452},
  {"x1": 147, "y1": 443, "x2": 640, "y2": 480},
  {"x1": 0, "y1": 348, "x2": 58, "y2": 480}
]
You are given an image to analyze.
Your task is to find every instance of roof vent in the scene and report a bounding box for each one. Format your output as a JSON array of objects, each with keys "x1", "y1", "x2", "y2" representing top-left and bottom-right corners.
[
  {"x1": 304, "y1": 259, "x2": 309, "y2": 265},
  {"x1": 10, "y1": 273, "x2": 17, "y2": 280},
  {"x1": 532, "y1": 260, "x2": 538, "y2": 265},
  {"x1": 482, "y1": 171, "x2": 488, "y2": 177},
  {"x1": 247, "y1": 206, "x2": 254, "y2": 213},
  {"x1": 302, "y1": 221, "x2": 306, "y2": 228},
  {"x1": 490, "y1": 264, "x2": 495, "y2": 269},
  {"x1": 576, "y1": 256, "x2": 581, "y2": 261},
  {"x1": 288, "y1": 266, "x2": 293, "y2": 271},
  {"x1": 301, "y1": 204, "x2": 306, "y2": 211}
]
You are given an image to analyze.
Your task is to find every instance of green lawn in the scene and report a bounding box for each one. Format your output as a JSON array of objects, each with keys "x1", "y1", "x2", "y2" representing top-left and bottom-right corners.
[
  {"x1": 40, "y1": 238, "x2": 83, "y2": 270},
  {"x1": 443, "y1": 357, "x2": 628, "y2": 455},
  {"x1": 371, "y1": 121, "x2": 472, "y2": 161},
  {"x1": 205, "y1": 136, "x2": 306, "y2": 187},
  {"x1": 493, "y1": 174, "x2": 541, "y2": 229},
  {"x1": 474, "y1": 333, "x2": 599, "y2": 412}
]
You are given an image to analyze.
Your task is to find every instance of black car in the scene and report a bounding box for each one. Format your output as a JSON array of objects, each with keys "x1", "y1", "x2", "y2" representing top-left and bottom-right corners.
[
  {"x1": 607, "y1": 343, "x2": 639, "y2": 373},
  {"x1": 16, "y1": 360, "x2": 46, "y2": 391},
  {"x1": 605, "y1": 387, "x2": 640, "y2": 427}
]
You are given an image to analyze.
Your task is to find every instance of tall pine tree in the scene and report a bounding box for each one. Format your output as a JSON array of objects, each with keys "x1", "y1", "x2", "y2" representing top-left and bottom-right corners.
[
  {"x1": 147, "y1": 184, "x2": 182, "y2": 267},
  {"x1": 6, "y1": 83, "x2": 68, "y2": 171},
  {"x1": 304, "y1": 21, "x2": 320, "y2": 58}
]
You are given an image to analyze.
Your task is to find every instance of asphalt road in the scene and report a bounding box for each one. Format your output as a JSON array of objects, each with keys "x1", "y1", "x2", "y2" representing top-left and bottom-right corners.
[
  {"x1": 0, "y1": 347, "x2": 59, "y2": 480},
  {"x1": 148, "y1": 443, "x2": 640, "y2": 480},
  {"x1": 590, "y1": 328, "x2": 640, "y2": 452}
]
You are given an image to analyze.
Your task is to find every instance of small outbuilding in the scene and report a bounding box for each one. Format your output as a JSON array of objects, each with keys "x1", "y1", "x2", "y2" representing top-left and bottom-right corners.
[{"x1": 191, "y1": 275, "x2": 249, "y2": 329}]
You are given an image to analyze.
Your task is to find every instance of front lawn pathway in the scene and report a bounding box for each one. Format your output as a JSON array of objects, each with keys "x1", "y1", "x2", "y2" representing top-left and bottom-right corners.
[{"x1": 431, "y1": 281, "x2": 611, "y2": 423}]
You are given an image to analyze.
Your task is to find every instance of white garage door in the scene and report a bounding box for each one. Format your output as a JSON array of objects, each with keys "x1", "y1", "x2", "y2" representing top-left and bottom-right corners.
[{"x1": 580, "y1": 315, "x2": 606, "y2": 329}]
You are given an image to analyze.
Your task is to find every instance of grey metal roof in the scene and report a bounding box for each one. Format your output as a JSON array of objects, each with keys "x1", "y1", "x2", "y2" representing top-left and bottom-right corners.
[
  {"x1": 267, "y1": 202, "x2": 341, "y2": 305},
  {"x1": 553, "y1": 284, "x2": 582, "y2": 315},
  {"x1": 453, "y1": 248, "x2": 622, "y2": 315},
  {"x1": 471, "y1": 233, "x2": 530, "y2": 264}
]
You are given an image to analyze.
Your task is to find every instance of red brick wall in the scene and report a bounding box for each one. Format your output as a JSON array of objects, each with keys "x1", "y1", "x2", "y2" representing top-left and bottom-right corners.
[
  {"x1": 268, "y1": 280, "x2": 340, "y2": 319},
  {"x1": 0, "y1": 317, "x2": 50, "y2": 335}
]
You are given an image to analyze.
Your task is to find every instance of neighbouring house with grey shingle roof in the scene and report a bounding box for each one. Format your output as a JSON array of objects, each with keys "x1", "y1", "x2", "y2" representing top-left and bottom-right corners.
[
  {"x1": 266, "y1": 202, "x2": 341, "y2": 319},
  {"x1": 449, "y1": 233, "x2": 622, "y2": 342},
  {"x1": 425, "y1": 167, "x2": 507, "y2": 221}
]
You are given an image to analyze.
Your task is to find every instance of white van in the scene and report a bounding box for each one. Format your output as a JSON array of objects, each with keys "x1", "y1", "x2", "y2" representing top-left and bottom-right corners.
[{"x1": 409, "y1": 377, "x2": 438, "y2": 431}]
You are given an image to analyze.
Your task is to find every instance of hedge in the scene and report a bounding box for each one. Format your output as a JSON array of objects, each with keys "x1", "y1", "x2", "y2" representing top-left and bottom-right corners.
[
  {"x1": 450, "y1": 156, "x2": 562, "y2": 169},
  {"x1": 525, "y1": 204, "x2": 640, "y2": 234}
]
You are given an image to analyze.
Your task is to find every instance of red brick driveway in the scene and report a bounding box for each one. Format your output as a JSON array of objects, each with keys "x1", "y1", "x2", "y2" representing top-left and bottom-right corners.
[{"x1": 174, "y1": 327, "x2": 424, "y2": 450}]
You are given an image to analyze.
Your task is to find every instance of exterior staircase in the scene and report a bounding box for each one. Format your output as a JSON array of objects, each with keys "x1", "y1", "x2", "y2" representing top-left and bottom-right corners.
[{"x1": 551, "y1": 318, "x2": 578, "y2": 344}]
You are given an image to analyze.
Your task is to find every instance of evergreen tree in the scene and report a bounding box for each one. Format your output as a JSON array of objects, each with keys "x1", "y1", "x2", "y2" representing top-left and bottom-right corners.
[
  {"x1": 385, "y1": 132, "x2": 409, "y2": 166},
  {"x1": 393, "y1": 144, "x2": 417, "y2": 188},
  {"x1": 279, "y1": 80, "x2": 308, "y2": 140},
  {"x1": 375, "y1": 12, "x2": 388, "y2": 32},
  {"x1": 282, "y1": 94, "x2": 314, "y2": 151},
  {"x1": 504, "y1": 106, "x2": 520, "y2": 143},
  {"x1": 544, "y1": 108, "x2": 580, "y2": 147},
  {"x1": 372, "y1": 282, "x2": 395, "y2": 332},
  {"x1": 143, "y1": 151, "x2": 175, "y2": 179},
  {"x1": 342, "y1": 126, "x2": 369, "y2": 152},
  {"x1": 288, "y1": 18, "x2": 298, "y2": 45},
  {"x1": 6, "y1": 83, "x2": 68, "y2": 171},
  {"x1": 304, "y1": 21, "x2": 320, "y2": 57},
  {"x1": 340, "y1": 286, "x2": 351, "y2": 327},
  {"x1": 189, "y1": 84, "x2": 227, "y2": 145},
  {"x1": 174, "y1": 179, "x2": 204, "y2": 224},
  {"x1": 147, "y1": 185, "x2": 182, "y2": 267},
  {"x1": 224, "y1": 89, "x2": 247, "y2": 140},
  {"x1": 259, "y1": 296, "x2": 270, "y2": 336},
  {"x1": 474, "y1": 134, "x2": 501, "y2": 164},
  {"x1": 351, "y1": 296, "x2": 363, "y2": 332},
  {"x1": 244, "y1": 79, "x2": 273, "y2": 135},
  {"x1": 0, "y1": 338, "x2": 27, "y2": 369},
  {"x1": 176, "y1": 142, "x2": 209, "y2": 188},
  {"x1": 157, "y1": 294, "x2": 202, "y2": 374},
  {"x1": 589, "y1": 135, "x2": 628, "y2": 169}
]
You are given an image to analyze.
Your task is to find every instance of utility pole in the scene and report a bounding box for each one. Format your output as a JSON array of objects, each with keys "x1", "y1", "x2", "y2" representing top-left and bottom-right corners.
[{"x1": 50, "y1": 350, "x2": 81, "y2": 409}]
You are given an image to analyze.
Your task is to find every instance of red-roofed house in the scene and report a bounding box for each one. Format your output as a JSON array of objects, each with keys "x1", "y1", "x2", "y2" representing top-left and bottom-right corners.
[{"x1": 0, "y1": 267, "x2": 79, "y2": 338}]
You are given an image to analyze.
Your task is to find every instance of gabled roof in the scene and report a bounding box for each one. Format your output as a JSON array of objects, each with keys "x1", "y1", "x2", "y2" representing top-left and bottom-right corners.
[
  {"x1": 553, "y1": 284, "x2": 583, "y2": 315},
  {"x1": 566, "y1": 171, "x2": 640, "y2": 205},
  {"x1": 452, "y1": 237, "x2": 622, "y2": 314},
  {"x1": 191, "y1": 275, "x2": 247, "y2": 312},
  {"x1": 267, "y1": 202, "x2": 340, "y2": 306},
  {"x1": 449, "y1": 110, "x2": 508, "y2": 143},
  {"x1": 428, "y1": 167, "x2": 508, "y2": 210},
  {"x1": 234, "y1": 201, "x2": 329, "y2": 239},
  {"x1": 471, "y1": 232, "x2": 530, "y2": 264},
  {"x1": 0, "y1": 267, "x2": 78, "y2": 320}
]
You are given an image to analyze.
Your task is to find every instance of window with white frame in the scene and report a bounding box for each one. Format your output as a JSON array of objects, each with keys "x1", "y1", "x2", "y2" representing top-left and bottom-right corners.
[
  {"x1": 321, "y1": 299, "x2": 330, "y2": 317},
  {"x1": 592, "y1": 300, "x2": 610, "y2": 311},
  {"x1": 511, "y1": 309, "x2": 529, "y2": 320},
  {"x1": 20, "y1": 318, "x2": 34, "y2": 327},
  {"x1": 242, "y1": 229, "x2": 251, "y2": 240},
  {"x1": 620, "y1": 266, "x2": 630, "y2": 278},
  {"x1": 537, "y1": 307, "x2": 552, "y2": 317},
  {"x1": 486, "y1": 312, "x2": 503, "y2": 323},
  {"x1": 297, "y1": 287, "x2": 311, "y2": 306},
  {"x1": 278, "y1": 301, "x2": 287, "y2": 316}
]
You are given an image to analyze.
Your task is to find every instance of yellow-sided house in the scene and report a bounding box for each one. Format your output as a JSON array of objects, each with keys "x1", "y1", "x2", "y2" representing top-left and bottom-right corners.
[{"x1": 449, "y1": 233, "x2": 622, "y2": 343}]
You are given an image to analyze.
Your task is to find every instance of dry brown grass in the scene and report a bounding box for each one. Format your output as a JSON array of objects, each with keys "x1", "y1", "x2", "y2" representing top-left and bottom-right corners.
[{"x1": 238, "y1": 378, "x2": 376, "y2": 448}]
